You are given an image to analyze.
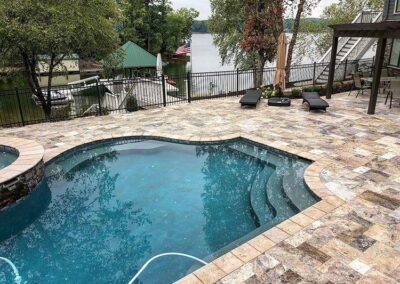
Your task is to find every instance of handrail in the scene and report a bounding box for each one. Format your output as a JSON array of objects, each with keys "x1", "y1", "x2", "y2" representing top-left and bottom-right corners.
[
  {"x1": 318, "y1": 10, "x2": 382, "y2": 64},
  {"x1": 339, "y1": 12, "x2": 382, "y2": 63}
]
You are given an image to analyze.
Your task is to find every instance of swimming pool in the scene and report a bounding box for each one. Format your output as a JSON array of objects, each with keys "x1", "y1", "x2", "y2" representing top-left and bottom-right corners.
[
  {"x1": 0, "y1": 148, "x2": 18, "y2": 170},
  {"x1": 0, "y1": 138, "x2": 319, "y2": 283}
]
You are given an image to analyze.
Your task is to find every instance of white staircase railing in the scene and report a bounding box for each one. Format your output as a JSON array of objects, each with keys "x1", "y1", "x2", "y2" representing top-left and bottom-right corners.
[
  {"x1": 315, "y1": 11, "x2": 382, "y2": 82},
  {"x1": 317, "y1": 11, "x2": 382, "y2": 64}
]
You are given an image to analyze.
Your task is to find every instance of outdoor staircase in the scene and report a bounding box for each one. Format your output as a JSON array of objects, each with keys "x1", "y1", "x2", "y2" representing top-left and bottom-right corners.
[{"x1": 316, "y1": 11, "x2": 382, "y2": 83}]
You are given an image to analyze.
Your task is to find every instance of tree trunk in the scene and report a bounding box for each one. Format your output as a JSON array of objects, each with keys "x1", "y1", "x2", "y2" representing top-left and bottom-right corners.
[
  {"x1": 44, "y1": 54, "x2": 56, "y2": 120},
  {"x1": 255, "y1": 53, "x2": 266, "y2": 88},
  {"x1": 285, "y1": 0, "x2": 305, "y2": 84}
]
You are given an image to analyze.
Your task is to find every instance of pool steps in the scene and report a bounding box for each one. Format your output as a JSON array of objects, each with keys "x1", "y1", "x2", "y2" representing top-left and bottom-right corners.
[
  {"x1": 282, "y1": 166, "x2": 319, "y2": 211},
  {"x1": 265, "y1": 169, "x2": 299, "y2": 222},
  {"x1": 249, "y1": 165, "x2": 275, "y2": 226},
  {"x1": 228, "y1": 143, "x2": 306, "y2": 223}
]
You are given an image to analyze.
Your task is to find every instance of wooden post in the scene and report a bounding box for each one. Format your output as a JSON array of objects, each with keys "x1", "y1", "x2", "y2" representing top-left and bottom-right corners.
[
  {"x1": 368, "y1": 38, "x2": 386, "y2": 115},
  {"x1": 343, "y1": 59, "x2": 348, "y2": 81},
  {"x1": 326, "y1": 36, "x2": 338, "y2": 99}
]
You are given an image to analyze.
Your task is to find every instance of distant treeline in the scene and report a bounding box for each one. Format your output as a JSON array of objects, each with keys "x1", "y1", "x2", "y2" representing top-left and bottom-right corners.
[
  {"x1": 192, "y1": 20, "x2": 209, "y2": 33},
  {"x1": 192, "y1": 18, "x2": 327, "y2": 33}
]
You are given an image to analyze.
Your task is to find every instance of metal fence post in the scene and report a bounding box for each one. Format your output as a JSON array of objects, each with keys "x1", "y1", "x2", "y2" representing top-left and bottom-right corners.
[
  {"x1": 236, "y1": 68, "x2": 239, "y2": 95},
  {"x1": 96, "y1": 81, "x2": 103, "y2": 116},
  {"x1": 15, "y1": 88, "x2": 25, "y2": 126},
  {"x1": 312, "y1": 62, "x2": 316, "y2": 85},
  {"x1": 161, "y1": 74, "x2": 167, "y2": 107},
  {"x1": 187, "y1": 72, "x2": 191, "y2": 103},
  {"x1": 343, "y1": 59, "x2": 348, "y2": 81}
]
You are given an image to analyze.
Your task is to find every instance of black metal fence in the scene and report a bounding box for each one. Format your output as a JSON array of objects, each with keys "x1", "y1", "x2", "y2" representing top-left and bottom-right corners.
[{"x1": 0, "y1": 58, "x2": 374, "y2": 128}]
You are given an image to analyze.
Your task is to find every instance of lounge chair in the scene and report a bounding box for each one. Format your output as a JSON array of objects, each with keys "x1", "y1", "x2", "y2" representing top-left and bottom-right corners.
[
  {"x1": 240, "y1": 90, "x2": 262, "y2": 107},
  {"x1": 301, "y1": 92, "x2": 329, "y2": 112}
]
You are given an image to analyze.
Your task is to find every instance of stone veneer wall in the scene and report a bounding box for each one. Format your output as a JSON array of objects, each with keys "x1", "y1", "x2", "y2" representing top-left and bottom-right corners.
[
  {"x1": 0, "y1": 137, "x2": 45, "y2": 210},
  {"x1": 0, "y1": 160, "x2": 44, "y2": 209},
  {"x1": 384, "y1": 38, "x2": 400, "y2": 76}
]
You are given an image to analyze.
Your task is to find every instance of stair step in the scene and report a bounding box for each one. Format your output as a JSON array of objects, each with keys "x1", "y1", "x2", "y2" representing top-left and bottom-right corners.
[
  {"x1": 265, "y1": 170, "x2": 299, "y2": 223},
  {"x1": 249, "y1": 166, "x2": 276, "y2": 226},
  {"x1": 282, "y1": 163, "x2": 320, "y2": 212}
]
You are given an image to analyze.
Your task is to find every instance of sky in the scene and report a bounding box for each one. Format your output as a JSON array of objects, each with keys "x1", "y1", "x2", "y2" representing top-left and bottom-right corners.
[{"x1": 170, "y1": 0, "x2": 338, "y2": 20}]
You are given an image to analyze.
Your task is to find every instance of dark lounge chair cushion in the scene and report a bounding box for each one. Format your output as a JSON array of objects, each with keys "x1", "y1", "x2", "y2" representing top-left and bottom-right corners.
[
  {"x1": 240, "y1": 90, "x2": 262, "y2": 107},
  {"x1": 304, "y1": 98, "x2": 329, "y2": 111},
  {"x1": 301, "y1": 92, "x2": 329, "y2": 111},
  {"x1": 268, "y1": 97, "x2": 291, "y2": 106},
  {"x1": 301, "y1": 92, "x2": 320, "y2": 103}
]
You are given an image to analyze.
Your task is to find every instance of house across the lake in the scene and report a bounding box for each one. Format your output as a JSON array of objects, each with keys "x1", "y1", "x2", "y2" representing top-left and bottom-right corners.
[{"x1": 37, "y1": 54, "x2": 81, "y2": 87}]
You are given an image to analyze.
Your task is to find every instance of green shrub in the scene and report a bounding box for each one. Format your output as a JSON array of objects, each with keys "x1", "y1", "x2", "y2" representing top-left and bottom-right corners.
[
  {"x1": 262, "y1": 87, "x2": 273, "y2": 98},
  {"x1": 274, "y1": 85, "x2": 284, "y2": 97},
  {"x1": 313, "y1": 85, "x2": 322, "y2": 92},
  {"x1": 126, "y1": 95, "x2": 139, "y2": 112},
  {"x1": 332, "y1": 82, "x2": 342, "y2": 93},
  {"x1": 291, "y1": 88, "x2": 302, "y2": 97},
  {"x1": 302, "y1": 86, "x2": 314, "y2": 92}
]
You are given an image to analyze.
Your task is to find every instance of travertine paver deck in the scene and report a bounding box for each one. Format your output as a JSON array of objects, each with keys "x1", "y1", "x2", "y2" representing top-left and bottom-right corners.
[{"x1": 1, "y1": 92, "x2": 399, "y2": 283}]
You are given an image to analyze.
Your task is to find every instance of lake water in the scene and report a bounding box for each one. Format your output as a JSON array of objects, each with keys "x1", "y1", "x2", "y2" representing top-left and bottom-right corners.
[{"x1": 165, "y1": 33, "x2": 318, "y2": 75}]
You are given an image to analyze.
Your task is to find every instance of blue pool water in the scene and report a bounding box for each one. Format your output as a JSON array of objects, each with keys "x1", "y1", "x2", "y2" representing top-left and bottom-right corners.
[
  {"x1": 0, "y1": 150, "x2": 17, "y2": 169},
  {"x1": 0, "y1": 138, "x2": 319, "y2": 283}
]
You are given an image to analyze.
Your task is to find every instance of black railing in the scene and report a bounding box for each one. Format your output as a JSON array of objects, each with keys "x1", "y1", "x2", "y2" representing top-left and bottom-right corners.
[{"x1": 0, "y1": 58, "x2": 374, "y2": 128}]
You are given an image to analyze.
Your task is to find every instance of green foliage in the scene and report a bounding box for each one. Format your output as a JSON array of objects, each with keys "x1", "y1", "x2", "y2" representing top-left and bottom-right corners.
[
  {"x1": 261, "y1": 86, "x2": 273, "y2": 98},
  {"x1": 301, "y1": 85, "x2": 323, "y2": 93},
  {"x1": 0, "y1": 0, "x2": 121, "y2": 117},
  {"x1": 121, "y1": 1, "x2": 198, "y2": 55},
  {"x1": 274, "y1": 86, "x2": 284, "y2": 97},
  {"x1": 192, "y1": 20, "x2": 209, "y2": 33},
  {"x1": 102, "y1": 49, "x2": 127, "y2": 79},
  {"x1": 299, "y1": 0, "x2": 384, "y2": 56},
  {"x1": 209, "y1": 0, "x2": 249, "y2": 68},
  {"x1": 126, "y1": 95, "x2": 139, "y2": 112},
  {"x1": 332, "y1": 81, "x2": 343, "y2": 91},
  {"x1": 191, "y1": 18, "x2": 326, "y2": 34},
  {"x1": 292, "y1": 88, "x2": 302, "y2": 97}
]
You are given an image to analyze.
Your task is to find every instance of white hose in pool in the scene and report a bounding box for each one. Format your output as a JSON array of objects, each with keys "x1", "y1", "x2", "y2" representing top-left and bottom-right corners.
[
  {"x1": 127, "y1": 252, "x2": 208, "y2": 284},
  {"x1": 0, "y1": 257, "x2": 22, "y2": 284}
]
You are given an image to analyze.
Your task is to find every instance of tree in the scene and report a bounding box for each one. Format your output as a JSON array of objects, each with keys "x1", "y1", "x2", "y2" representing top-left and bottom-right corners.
[
  {"x1": 209, "y1": 0, "x2": 283, "y2": 82},
  {"x1": 121, "y1": 0, "x2": 198, "y2": 55},
  {"x1": 160, "y1": 8, "x2": 199, "y2": 54},
  {"x1": 285, "y1": 0, "x2": 320, "y2": 82},
  {"x1": 240, "y1": 0, "x2": 284, "y2": 87},
  {"x1": 298, "y1": 0, "x2": 384, "y2": 59},
  {"x1": 192, "y1": 20, "x2": 209, "y2": 33},
  {"x1": 0, "y1": 0, "x2": 121, "y2": 118},
  {"x1": 209, "y1": 0, "x2": 251, "y2": 68}
]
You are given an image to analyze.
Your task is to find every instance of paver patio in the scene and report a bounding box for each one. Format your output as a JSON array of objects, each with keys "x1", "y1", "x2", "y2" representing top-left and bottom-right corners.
[{"x1": 1, "y1": 92, "x2": 399, "y2": 283}]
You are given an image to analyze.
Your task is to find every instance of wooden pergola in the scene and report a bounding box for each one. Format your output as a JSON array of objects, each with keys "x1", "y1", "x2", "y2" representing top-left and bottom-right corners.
[{"x1": 327, "y1": 21, "x2": 400, "y2": 114}]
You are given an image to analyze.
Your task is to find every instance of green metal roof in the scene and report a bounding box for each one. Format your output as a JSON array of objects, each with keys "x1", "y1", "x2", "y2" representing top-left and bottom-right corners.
[{"x1": 115, "y1": 41, "x2": 158, "y2": 68}]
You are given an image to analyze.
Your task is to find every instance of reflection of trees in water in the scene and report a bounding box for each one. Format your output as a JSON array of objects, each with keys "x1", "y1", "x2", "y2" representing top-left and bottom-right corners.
[
  {"x1": 2, "y1": 147, "x2": 152, "y2": 283},
  {"x1": 196, "y1": 144, "x2": 264, "y2": 253}
]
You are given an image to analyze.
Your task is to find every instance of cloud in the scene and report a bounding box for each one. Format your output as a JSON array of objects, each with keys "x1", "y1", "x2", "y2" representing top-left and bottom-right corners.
[{"x1": 170, "y1": 0, "x2": 211, "y2": 20}]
